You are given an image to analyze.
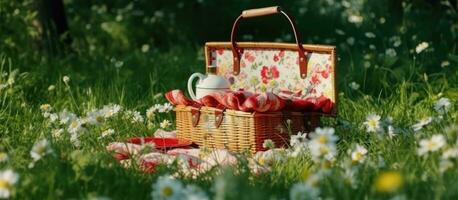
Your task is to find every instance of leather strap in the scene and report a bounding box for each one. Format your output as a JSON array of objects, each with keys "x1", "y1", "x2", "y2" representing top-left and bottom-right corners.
[
  {"x1": 214, "y1": 105, "x2": 226, "y2": 128},
  {"x1": 230, "y1": 6, "x2": 308, "y2": 78},
  {"x1": 190, "y1": 107, "x2": 201, "y2": 127}
]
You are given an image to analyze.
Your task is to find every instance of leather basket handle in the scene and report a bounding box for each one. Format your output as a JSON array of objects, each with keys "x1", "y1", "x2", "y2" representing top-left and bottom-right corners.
[{"x1": 231, "y1": 6, "x2": 308, "y2": 79}]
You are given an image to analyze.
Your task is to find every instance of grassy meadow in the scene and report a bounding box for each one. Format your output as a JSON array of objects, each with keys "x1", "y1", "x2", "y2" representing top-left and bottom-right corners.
[{"x1": 0, "y1": 0, "x2": 457, "y2": 199}]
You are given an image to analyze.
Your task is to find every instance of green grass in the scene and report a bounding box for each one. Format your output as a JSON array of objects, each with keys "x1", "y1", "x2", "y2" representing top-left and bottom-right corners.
[{"x1": 1, "y1": 0, "x2": 458, "y2": 199}]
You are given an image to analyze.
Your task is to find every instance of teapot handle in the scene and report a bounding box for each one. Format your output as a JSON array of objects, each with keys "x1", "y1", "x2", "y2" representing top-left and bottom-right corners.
[{"x1": 187, "y1": 72, "x2": 205, "y2": 100}]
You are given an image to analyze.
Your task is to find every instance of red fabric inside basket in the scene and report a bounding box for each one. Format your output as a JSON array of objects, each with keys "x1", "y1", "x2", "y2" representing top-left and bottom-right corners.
[{"x1": 165, "y1": 89, "x2": 333, "y2": 113}]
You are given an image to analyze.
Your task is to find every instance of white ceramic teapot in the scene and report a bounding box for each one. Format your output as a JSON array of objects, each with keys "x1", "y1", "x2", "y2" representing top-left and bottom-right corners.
[{"x1": 187, "y1": 67, "x2": 230, "y2": 100}]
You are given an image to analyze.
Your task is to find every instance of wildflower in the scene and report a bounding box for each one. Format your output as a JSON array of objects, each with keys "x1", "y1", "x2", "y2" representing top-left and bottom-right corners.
[
  {"x1": 348, "y1": 14, "x2": 363, "y2": 24},
  {"x1": 365, "y1": 32, "x2": 376, "y2": 38},
  {"x1": 58, "y1": 110, "x2": 77, "y2": 125},
  {"x1": 439, "y1": 159, "x2": 454, "y2": 173},
  {"x1": 411, "y1": 117, "x2": 432, "y2": 131},
  {"x1": 30, "y1": 138, "x2": 52, "y2": 162},
  {"x1": 417, "y1": 134, "x2": 446, "y2": 156},
  {"x1": 52, "y1": 128, "x2": 64, "y2": 139},
  {"x1": 415, "y1": 42, "x2": 429, "y2": 54},
  {"x1": 68, "y1": 119, "x2": 84, "y2": 134},
  {"x1": 146, "y1": 106, "x2": 156, "y2": 120},
  {"x1": 441, "y1": 60, "x2": 450, "y2": 68},
  {"x1": 374, "y1": 171, "x2": 403, "y2": 193},
  {"x1": 0, "y1": 169, "x2": 19, "y2": 199},
  {"x1": 39, "y1": 104, "x2": 52, "y2": 112},
  {"x1": 100, "y1": 104, "x2": 122, "y2": 118},
  {"x1": 262, "y1": 139, "x2": 275, "y2": 149},
  {"x1": 289, "y1": 182, "x2": 320, "y2": 200},
  {"x1": 290, "y1": 132, "x2": 307, "y2": 148},
  {"x1": 442, "y1": 147, "x2": 458, "y2": 159},
  {"x1": 141, "y1": 44, "x2": 150, "y2": 53},
  {"x1": 182, "y1": 185, "x2": 209, "y2": 200},
  {"x1": 158, "y1": 103, "x2": 173, "y2": 113},
  {"x1": 62, "y1": 76, "x2": 70, "y2": 84},
  {"x1": 385, "y1": 48, "x2": 397, "y2": 57},
  {"x1": 363, "y1": 113, "x2": 382, "y2": 133},
  {"x1": 160, "y1": 119, "x2": 171, "y2": 129},
  {"x1": 101, "y1": 129, "x2": 115, "y2": 138},
  {"x1": 308, "y1": 127, "x2": 339, "y2": 162},
  {"x1": 349, "y1": 82, "x2": 360, "y2": 90},
  {"x1": 70, "y1": 133, "x2": 81, "y2": 147},
  {"x1": 351, "y1": 144, "x2": 368, "y2": 164},
  {"x1": 151, "y1": 175, "x2": 184, "y2": 200},
  {"x1": 85, "y1": 109, "x2": 105, "y2": 125},
  {"x1": 0, "y1": 152, "x2": 8, "y2": 163},
  {"x1": 47, "y1": 85, "x2": 55, "y2": 91},
  {"x1": 130, "y1": 111, "x2": 144, "y2": 123},
  {"x1": 434, "y1": 97, "x2": 451, "y2": 114}
]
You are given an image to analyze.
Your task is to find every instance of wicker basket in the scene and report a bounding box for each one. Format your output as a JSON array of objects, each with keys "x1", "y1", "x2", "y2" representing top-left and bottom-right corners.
[{"x1": 174, "y1": 105, "x2": 321, "y2": 153}]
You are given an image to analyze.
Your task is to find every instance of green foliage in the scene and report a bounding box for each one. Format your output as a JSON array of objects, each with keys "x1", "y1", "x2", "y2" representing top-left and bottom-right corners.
[{"x1": 0, "y1": 0, "x2": 457, "y2": 199}]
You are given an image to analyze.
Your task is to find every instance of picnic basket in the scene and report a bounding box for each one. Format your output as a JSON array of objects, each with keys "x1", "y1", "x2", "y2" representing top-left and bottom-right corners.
[{"x1": 175, "y1": 6, "x2": 337, "y2": 153}]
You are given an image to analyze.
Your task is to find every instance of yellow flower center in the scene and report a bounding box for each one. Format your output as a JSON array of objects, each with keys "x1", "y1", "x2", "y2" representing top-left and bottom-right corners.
[
  {"x1": 162, "y1": 186, "x2": 173, "y2": 197},
  {"x1": 318, "y1": 136, "x2": 327, "y2": 144},
  {"x1": 368, "y1": 120, "x2": 378, "y2": 128},
  {"x1": 0, "y1": 180, "x2": 10, "y2": 189},
  {"x1": 96, "y1": 116, "x2": 104, "y2": 123},
  {"x1": 353, "y1": 152, "x2": 363, "y2": 161},
  {"x1": 426, "y1": 141, "x2": 437, "y2": 150},
  {"x1": 374, "y1": 171, "x2": 403, "y2": 193}
]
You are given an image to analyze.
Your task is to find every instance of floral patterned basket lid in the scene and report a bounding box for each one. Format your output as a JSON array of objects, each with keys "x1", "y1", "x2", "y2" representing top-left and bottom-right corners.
[{"x1": 204, "y1": 6, "x2": 337, "y2": 114}]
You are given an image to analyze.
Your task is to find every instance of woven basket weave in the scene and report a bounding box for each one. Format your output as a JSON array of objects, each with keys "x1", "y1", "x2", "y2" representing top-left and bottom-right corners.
[{"x1": 175, "y1": 105, "x2": 321, "y2": 153}]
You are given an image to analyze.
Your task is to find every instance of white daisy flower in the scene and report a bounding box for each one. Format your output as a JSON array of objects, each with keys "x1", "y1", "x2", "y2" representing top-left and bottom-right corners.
[
  {"x1": 439, "y1": 159, "x2": 454, "y2": 173},
  {"x1": 151, "y1": 175, "x2": 184, "y2": 200},
  {"x1": 290, "y1": 132, "x2": 307, "y2": 148},
  {"x1": 141, "y1": 44, "x2": 150, "y2": 53},
  {"x1": 129, "y1": 111, "x2": 144, "y2": 123},
  {"x1": 52, "y1": 128, "x2": 64, "y2": 139},
  {"x1": 47, "y1": 85, "x2": 55, "y2": 91},
  {"x1": 160, "y1": 119, "x2": 171, "y2": 129},
  {"x1": 30, "y1": 138, "x2": 53, "y2": 162},
  {"x1": 351, "y1": 144, "x2": 368, "y2": 164},
  {"x1": 101, "y1": 129, "x2": 115, "y2": 138},
  {"x1": 349, "y1": 82, "x2": 360, "y2": 90},
  {"x1": 0, "y1": 169, "x2": 19, "y2": 199},
  {"x1": 348, "y1": 14, "x2": 363, "y2": 24},
  {"x1": 70, "y1": 133, "x2": 81, "y2": 147},
  {"x1": 39, "y1": 104, "x2": 52, "y2": 112},
  {"x1": 411, "y1": 117, "x2": 432, "y2": 131},
  {"x1": 68, "y1": 119, "x2": 84, "y2": 134},
  {"x1": 62, "y1": 75, "x2": 70, "y2": 84},
  {"x1": 441, "y1": 60, "x2": 450, "y2": 68},
  {"x1": 157, "y1": 103, "x2": 173, "y2": 113},
  {"x1": 146, "y1": 106, "x2": 156, "y2": 120},
  {"x1": 289, "y1": 182, "x2": 320, "y2": 200},
  {"x1": 308, "y1": 127, "x2": 339, "y2": 162},
  {"x1": 434, "y1": 97, "x2": 451, "y2": 114},
  {"x1": 100, "y1": 104, "x2": 122, "y2": 118},
  {"x1": 442, "y1": 147, "x2": 458, "y2": 160},
  {"x1": 415, "y1": 42, "x2": 429, "y2": 54},
  {"x1": 363, "y1": 113, "x2": 382, "y2": 133},
  {"x1": 85, "y1": 109, "x2": 105, "y2": 125},
  {"x1": 0, "y1": 152, "x2": 8, "y2": 163},
  {"x1": 387, "y1": 125, "x2": 397, "y2": 138},
  {"x1": 58, "y1": 110, "x2": 77, "y2": 125},
  {"x1": 182, "y1": 185, "x2": 209, "y2": 200},
  {"x1": 417, "y1": 134, "x2": 446, "y2": 156}
]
